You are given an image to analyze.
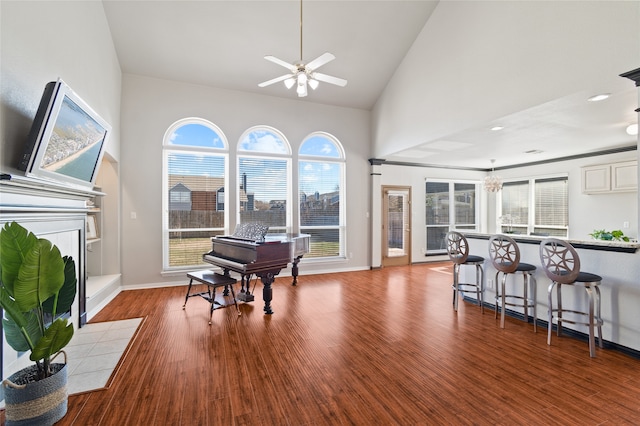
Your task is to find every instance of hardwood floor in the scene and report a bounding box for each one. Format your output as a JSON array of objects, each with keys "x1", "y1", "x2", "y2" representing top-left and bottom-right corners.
[{"x1": 24, "y1": 263, "x2": 640, "y2": 424}]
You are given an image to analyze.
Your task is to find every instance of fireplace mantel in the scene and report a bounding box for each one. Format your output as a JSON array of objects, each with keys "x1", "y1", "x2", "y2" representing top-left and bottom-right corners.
[
  {"x1": 0, "y1": 174, "x2": 102, "y2": 326},
  {"x1": 1, "y1": 174, "x2": 104, "y2": 211}
]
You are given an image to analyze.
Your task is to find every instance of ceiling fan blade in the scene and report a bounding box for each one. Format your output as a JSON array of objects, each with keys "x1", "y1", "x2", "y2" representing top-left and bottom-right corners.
[
  {"x1": 312, "y1": 72, "x2": 348, "y2": 87},
  {"x1": 264, "y1": 55, "x2": 297, "y2": 72},
  {"x1": 306, "y1": 52, "x2": 335, "y2": 72},
  {"x1": 258, "y1": 74, "x2": 294, "y2": 88}
]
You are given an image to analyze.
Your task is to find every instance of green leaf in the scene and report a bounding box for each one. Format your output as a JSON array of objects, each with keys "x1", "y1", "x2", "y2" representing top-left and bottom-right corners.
[
  {"x1": 0, "y1": 222, "x2": 38, "y2": 296},
  {"x1": 30, "y1": 318, "x2": 74, "y2": 362},
  {"x1": 43, "y1": 256, "x2": 77, "y2": 315},
  {"x1": 0, "y1": 221, "x2": 78, "y2": 369},
  {"x1": 2, "y1": 317, "x2": 31, "y2": 352},
  {"x1": 0, "y1": 286, "x2": 28, "y2": 329},
  {"x1": 2, "y1": 311, "x2": 41, "y2": 353},
  {"x1": 14, "y1": 239, "x2": 65, "y2": 312}
]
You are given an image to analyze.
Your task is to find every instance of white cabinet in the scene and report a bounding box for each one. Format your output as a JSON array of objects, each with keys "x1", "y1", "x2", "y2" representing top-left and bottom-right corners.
[
  {"x1": 611, "y1": 161, "x2": 638, "y2": 192},
  {"x1": 582, "y1": 160, "x2": 637, "y2": 194}
]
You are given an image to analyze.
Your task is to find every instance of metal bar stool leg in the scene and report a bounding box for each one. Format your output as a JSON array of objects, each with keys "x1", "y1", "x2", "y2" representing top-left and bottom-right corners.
[
  {"x1": 529, "y1": 274, "x2": 537, "y2": 333},
  {"x1": 500, "y1": 273, "x2": 507, "y2": 328},
  {"x1": 547, "y1": 281, "x2": 556, "y2": 346},
  {"x1": 586, "y1": 285, "x2": 597, "y2": 358},
  {"x1": 595, "y1": 285, "x2": 603, "y2": 348},
  {"x1": 453, "y1": 264, "x2": 460, "y2": 311},
  {"x1": 556, "y1": 283, "x2": 563, "y2": 337},
  {"x1": 523, "y1": 273, "x2": 529, "y2": 324},
  {"x1": 494, "y1": 271, "x2": 501, "y2": 319},
  {"x1": 477, "y1": 264, "x2": 484, "y2": 312}
]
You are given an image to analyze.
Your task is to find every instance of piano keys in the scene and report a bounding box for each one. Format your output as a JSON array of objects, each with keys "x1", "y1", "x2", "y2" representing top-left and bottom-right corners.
[{"x1": 203, "y1": 233, "x2": 310, "y2": 314}]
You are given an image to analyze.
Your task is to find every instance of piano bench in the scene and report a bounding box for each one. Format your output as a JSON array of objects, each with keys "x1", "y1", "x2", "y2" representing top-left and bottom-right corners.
[{"x1": 183, "y1": 270, "x2": 241, "y2": 324}]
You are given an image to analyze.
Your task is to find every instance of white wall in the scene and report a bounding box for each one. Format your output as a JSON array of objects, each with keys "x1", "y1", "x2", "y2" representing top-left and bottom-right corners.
[
  {"x1": 0, "y1": 1, "x2": 122, "y2": 169},
  {"x1": 372, "y1": 1, "x2": 639, "y2": 158},
  {"x1": 497, "y1": 151, "x2": 638, "y2": 240},
  {"x1": 370, "y1": 150, "x2": 638, "y2": 267},
  {"x1": 0, "y1": 0, "x2": 123, "y2": 285},
  {"x1": 370, "y1": 162, "x2": 486, "y2": 267},
  {"x1": 119, "y1": 74, "x2": 371, "y2": 287}
]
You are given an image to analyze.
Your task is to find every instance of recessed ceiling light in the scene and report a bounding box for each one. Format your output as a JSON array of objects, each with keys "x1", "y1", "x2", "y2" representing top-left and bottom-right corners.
[
  {"x1": 587, "y1": 93, "x2": 610, "y2": 102},
  {"x1": 627, "y1": 123, "x2": 638, "y2": 136},
  {"x1": 490, "y1": 126, "x2": 504, "y2": 131}
]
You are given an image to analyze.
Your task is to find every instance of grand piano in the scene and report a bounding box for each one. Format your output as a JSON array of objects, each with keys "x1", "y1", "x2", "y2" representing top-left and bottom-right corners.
[{"x1": 203, "y1": 227, "x2": 310, "y2": 314}]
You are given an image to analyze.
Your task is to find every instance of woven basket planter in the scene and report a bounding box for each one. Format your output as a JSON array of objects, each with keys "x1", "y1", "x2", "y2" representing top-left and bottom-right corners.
[{"x1": 3, "y1": 362, "x2": 68, "y2": 426}]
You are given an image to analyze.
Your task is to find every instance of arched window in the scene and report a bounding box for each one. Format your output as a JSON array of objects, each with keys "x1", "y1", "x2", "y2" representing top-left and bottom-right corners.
[
  {"x1": 298, "y1": 132, "x2": 346, "y2": 258},
  {"x1": 237, "y1": 127, "x2": 292, "y2": 233},
  {"x1": 162, "y1": 118, "x2": 228, "y2": 270}
]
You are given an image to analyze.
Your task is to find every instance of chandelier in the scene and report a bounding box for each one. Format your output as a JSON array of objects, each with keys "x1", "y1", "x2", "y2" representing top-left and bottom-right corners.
[{"x1": 484, "y1": 159, "x2": 503, "y2": 192}]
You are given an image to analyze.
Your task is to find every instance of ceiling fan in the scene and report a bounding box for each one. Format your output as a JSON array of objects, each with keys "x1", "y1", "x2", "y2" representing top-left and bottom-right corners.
[{"x1": 258, "y1": 0, "x2": 347, "y2": 98}]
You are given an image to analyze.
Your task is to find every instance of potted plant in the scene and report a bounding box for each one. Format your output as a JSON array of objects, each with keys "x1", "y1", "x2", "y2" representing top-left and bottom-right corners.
[
  {"x1": 0, "y1": 221, "x2": 77, "y2": 425},
  {"x1": 589, "y1": 229, "x2": 630, "y2": 242}
]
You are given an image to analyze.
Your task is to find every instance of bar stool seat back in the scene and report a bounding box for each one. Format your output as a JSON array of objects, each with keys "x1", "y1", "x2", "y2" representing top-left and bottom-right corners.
[
  {"x1": 539, "y1": 238, "x2": 603, "y2": 357},
  {"x1": 445, "y1": 231, "x2": 485, "y2": 312},
  {"x1": 488, "y1": 235, "x2": 537, "y2": 331}
]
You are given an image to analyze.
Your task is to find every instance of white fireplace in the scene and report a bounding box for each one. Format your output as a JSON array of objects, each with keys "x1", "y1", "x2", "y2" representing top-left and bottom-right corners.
[{"x1": 0, "y1": 175, "x2": 95, "y2": 381}]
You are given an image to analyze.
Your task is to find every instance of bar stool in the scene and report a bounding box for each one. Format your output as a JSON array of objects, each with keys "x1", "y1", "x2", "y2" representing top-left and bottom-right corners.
[
  {"x1": 445, "y1": 231, "x2": 484, "y2": 312},
  {"x1": 488, "y1": 235, "x2": 537, "y2": 331},
  {"x1": 539, "y1": 238, "x2": 603, "y2": 357}
]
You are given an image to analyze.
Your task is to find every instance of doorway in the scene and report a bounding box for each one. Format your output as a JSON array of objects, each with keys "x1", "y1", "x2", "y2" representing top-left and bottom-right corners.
[{"x1": 382, "y1": 186, "x2": 411, "y2": 267}]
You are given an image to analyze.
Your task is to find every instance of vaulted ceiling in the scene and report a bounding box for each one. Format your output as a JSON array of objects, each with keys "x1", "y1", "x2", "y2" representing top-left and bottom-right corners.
[{"x1": 102, "y1": 0, "x2": 639, "y2": 169}]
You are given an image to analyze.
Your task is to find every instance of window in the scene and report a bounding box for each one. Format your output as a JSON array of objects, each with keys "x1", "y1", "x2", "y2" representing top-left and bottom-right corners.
[
  {"x1": 299, "y1": 133, "x2": 346, "y2": 258},
  {"x1": 237, "y1": 127, "x2": 291, "y2": 233},
  {"x1": 163, "y1": 119, "x2": 228, "y2": 269},
  {"x1": 500, "y1": 181, "x2": 529, "y2": 234},
  {"x1": 425, "y1": 180, "x2": 479, "y2": 253},
  {"x1": 499, "y1": 176, "x2": 568, "y2": 237}
]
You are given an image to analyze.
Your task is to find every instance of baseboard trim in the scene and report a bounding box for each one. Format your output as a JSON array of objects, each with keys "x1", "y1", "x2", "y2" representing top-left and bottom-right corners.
[{"x1": 462, "y1": 296, "x2": 640, "y2": 359}]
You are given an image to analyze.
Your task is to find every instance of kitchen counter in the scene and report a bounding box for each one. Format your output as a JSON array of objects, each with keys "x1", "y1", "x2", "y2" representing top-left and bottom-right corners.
[
  {"x1": 459, "y1": 232, "x2": 640, "y2": 354},
  {"x1": 464, "y1": 232, "x2": 639, "y2": 253}
]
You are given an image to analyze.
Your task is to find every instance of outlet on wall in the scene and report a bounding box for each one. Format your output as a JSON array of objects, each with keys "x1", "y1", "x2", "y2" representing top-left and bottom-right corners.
[{"x1": 487, "y1": 279, "x2": 494, "y2": 290}]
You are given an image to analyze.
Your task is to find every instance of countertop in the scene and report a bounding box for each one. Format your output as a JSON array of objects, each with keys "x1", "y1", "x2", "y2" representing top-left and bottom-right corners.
[{"x1": 463, "y1": 232, "x2": 640, "y2": 253}]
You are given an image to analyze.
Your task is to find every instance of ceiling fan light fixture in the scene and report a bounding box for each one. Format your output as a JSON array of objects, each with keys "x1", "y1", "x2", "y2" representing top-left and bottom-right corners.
[
  {"x1": 297, "y1": 86, "x2": 308, "y2": 97},
  {"x1": 258, "y1": 0, "x2": 346, "y2": 97},
  {"x1": 284, "y1": 78, "x2": 295, "y2": 89}
]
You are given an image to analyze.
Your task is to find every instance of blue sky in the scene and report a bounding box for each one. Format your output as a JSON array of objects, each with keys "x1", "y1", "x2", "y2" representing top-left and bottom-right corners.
[{"x1": 169, "y1": 123, "x2": 342, "y2": 201}]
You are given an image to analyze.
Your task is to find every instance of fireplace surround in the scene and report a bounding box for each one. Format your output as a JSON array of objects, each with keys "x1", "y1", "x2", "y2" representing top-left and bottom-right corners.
[{"x1": 0, "y1": 175, "x2": 97, "y2": 382}]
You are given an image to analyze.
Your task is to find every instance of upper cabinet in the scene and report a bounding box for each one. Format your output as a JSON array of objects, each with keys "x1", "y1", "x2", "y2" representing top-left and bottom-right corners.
[{"x1": 582, "y1": 160, "x2": 638, "y2": 194}]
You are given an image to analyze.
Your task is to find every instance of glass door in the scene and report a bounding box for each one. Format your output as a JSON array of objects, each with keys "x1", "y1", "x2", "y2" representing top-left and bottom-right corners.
[{"x1": 382, "y1": 186, "x2": 411, "y2": 267}]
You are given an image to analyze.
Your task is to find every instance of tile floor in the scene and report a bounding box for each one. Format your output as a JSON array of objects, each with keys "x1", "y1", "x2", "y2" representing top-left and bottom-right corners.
[{"x1": 65, "y1": 317, "x2": 143, "y2": 394}]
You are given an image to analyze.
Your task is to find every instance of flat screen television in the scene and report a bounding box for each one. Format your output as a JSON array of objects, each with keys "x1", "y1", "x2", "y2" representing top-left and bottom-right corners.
[{"x1": 18, "y1": 78, "x2": 111, "y2": 190}]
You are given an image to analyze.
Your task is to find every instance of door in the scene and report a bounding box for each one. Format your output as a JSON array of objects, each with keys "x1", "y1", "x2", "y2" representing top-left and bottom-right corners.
[{"x1": 382, "y1": 186, "x2": 411, "y2": 267}]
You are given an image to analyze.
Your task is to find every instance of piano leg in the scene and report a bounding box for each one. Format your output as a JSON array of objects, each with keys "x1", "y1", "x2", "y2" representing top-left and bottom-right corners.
[
  {"x1": 291, "y1": 255, "x2": 302, "y2": 286},
  {"x1": 259, "y1": 272, "x2": 276, "y2": 314},
  {"x1": 237, "y1": 273, "x2": 255, "y2": 302}
]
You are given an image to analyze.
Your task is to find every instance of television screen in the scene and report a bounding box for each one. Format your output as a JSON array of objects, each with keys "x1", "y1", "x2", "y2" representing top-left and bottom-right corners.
[{"x1": 18, "y1": 79, "x2": 111, "y2": 190}]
